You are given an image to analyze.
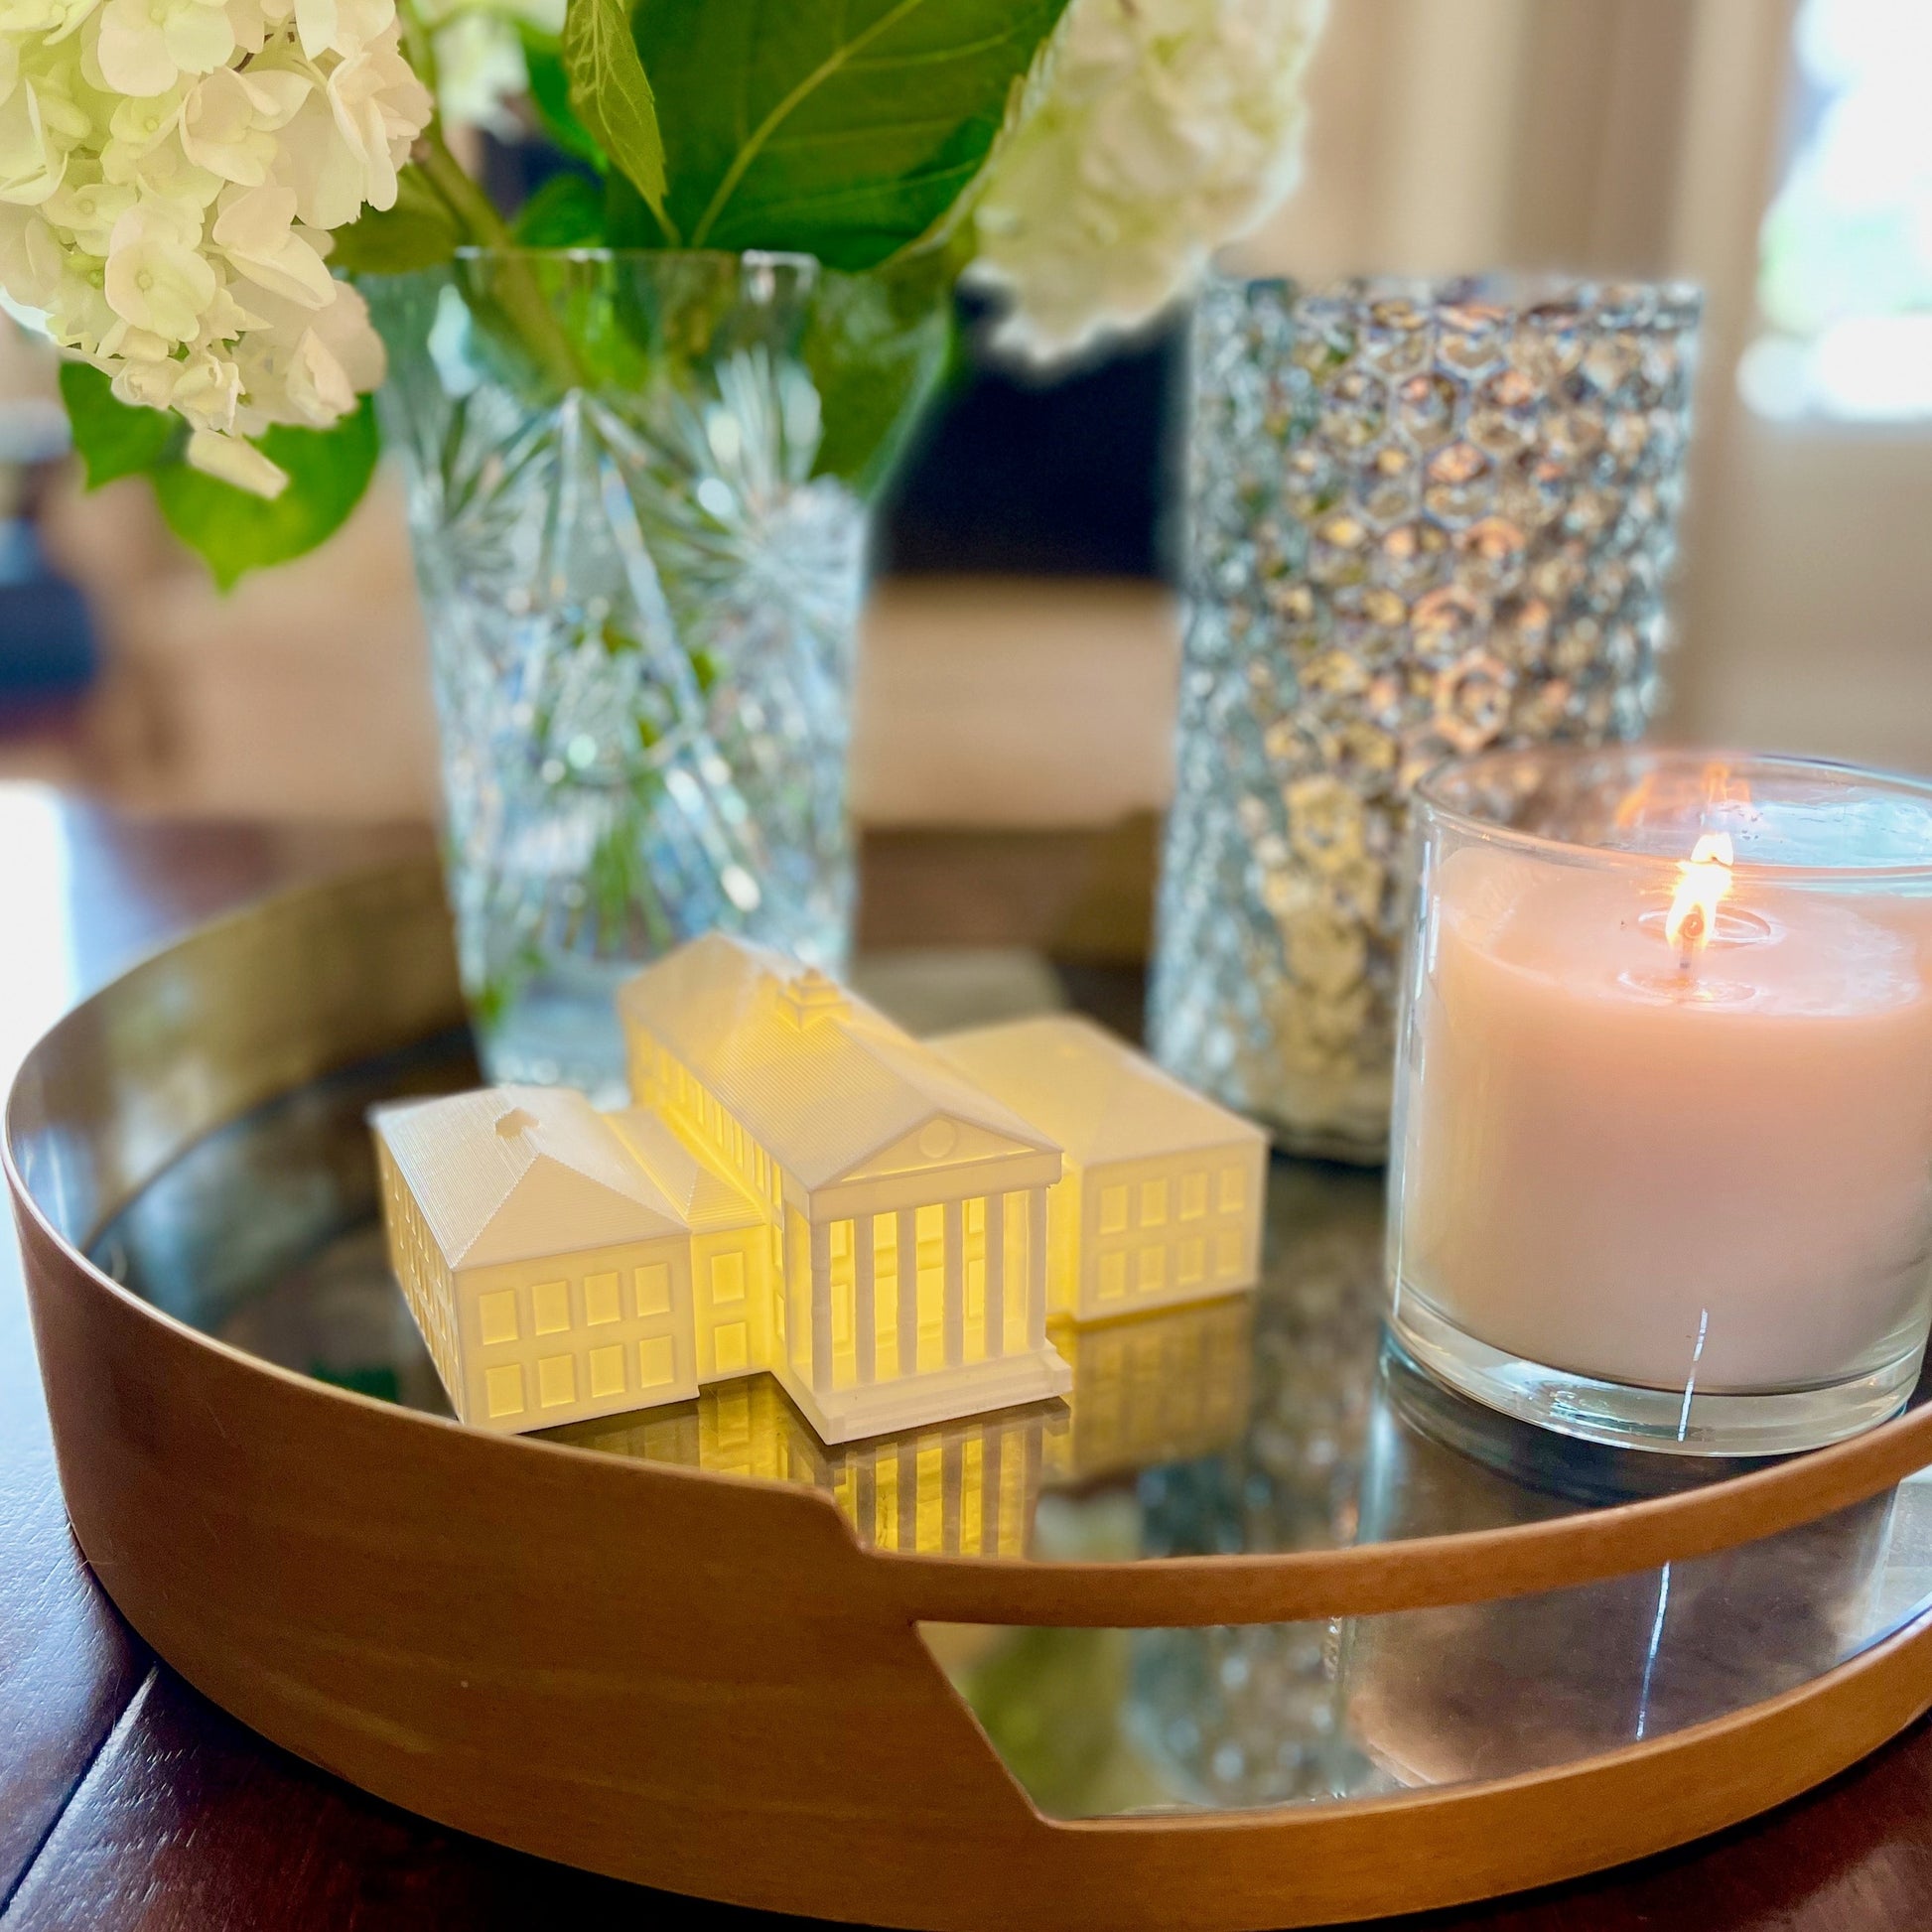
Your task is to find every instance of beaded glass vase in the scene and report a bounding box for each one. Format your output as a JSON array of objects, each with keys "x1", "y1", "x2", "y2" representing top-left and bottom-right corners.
[{"x1": 1148, "y1": 274, "x2": 1702, "y2": 1160}]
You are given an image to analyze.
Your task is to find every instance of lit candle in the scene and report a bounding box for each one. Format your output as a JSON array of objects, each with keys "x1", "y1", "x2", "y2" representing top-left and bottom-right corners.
[{"x1": 1388, "y1": 748, "x2": 1932, "y2": 1453}]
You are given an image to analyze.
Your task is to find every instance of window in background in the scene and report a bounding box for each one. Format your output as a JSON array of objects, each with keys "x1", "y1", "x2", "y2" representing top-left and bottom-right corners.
[
  {"x1": 1743, "y1": 0, "x2": 1932, "y2": 420},
  {"x1": 880, "y1": 294, "x2": 1184, "y2": 581}
]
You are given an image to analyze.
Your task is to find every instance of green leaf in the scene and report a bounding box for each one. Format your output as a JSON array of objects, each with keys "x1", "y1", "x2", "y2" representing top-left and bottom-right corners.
[
  {"x1": 635, "y1": 0, "x2": 1071, "y2": 271},
  {"x1": 513, "y1": 170, "x2": 608, "y2": 247},
  {"x1": 328, "y1": 166, "x2": 460, "y2": 274},
  {"x1": 520, "y1": 28, "x2": 606, "y2": 172},
  {"x1": 152, "y1": 400, "x2": 381, "y2": 592},
  {"x1": 60, "y1": 361, "x2": 183, "y2": 486},
  {"x1": 562, "y1": 0, "x2": 668, "y2": 217},
  {"x1": 604, "y1": 169, "x2": 670, "y2": 249},
  {"x1": 800, "y1": 254, "x2": 951, "y2": 494}
]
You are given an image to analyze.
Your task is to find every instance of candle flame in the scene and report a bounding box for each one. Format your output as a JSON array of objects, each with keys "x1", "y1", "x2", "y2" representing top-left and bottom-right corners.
[{"x1": 1664, "y1": 832, "x2": 1734, "y2": 958}]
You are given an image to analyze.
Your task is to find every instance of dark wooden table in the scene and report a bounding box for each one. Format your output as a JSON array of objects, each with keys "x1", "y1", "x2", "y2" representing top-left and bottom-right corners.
[{"x1": 5, "y1": 785, "x2": 1932, "y2": 1930}]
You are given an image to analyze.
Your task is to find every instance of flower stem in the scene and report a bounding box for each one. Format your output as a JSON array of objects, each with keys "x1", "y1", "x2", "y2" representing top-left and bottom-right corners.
[
  {"x1": 417, "y1": 128, "x2": 509, "y2": 247},
  {"x1": 396, "y1": 0, "x2": 441, "y2": 98},
  {"x1": 415, "y1": 132, "x2": 584, "y2": 392}
]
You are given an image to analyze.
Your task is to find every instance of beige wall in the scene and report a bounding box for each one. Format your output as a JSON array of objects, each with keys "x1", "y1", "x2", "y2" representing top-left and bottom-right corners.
[{"x1": 15, "y1": 1, "x2": 1927, "y2": 821}]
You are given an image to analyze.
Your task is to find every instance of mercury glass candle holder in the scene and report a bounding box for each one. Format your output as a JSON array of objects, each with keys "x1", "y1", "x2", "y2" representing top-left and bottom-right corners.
[
  {"x1": 1149, "y1": 274, "x2": 1701, "y2": 1161},
  {"x1": 1388, "y1": 745, "x2": 1932, "y2": 1456}
]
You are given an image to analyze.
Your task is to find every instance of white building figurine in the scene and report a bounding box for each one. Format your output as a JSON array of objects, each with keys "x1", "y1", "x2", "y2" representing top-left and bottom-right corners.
[
  {"x1": 374, "y1": 933, "x2": 1267, "y2": 1445},
  {"x1": 932, "y1": 1015, "x2": 1268, "y2": 1322}
]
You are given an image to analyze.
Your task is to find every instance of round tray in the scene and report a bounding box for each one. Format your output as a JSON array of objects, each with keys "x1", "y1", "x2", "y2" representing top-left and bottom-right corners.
[{"x1": 11, "y1": 861, "x2": 1932, "y2": 1930}]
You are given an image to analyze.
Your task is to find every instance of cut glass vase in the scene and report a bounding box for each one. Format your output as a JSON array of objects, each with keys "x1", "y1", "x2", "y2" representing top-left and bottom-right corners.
[{"x1": 372, "y1": 249, "x2": 946, "y2": 1097}]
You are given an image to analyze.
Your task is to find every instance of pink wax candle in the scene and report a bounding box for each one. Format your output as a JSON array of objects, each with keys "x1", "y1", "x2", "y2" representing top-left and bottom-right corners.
[{"x1": 1388, "y1": 748, "x2": 1932, "y2": 1455}]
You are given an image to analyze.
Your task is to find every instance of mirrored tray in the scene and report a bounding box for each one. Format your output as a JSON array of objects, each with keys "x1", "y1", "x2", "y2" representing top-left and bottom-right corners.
[{"x1": 12, "y1": 861, "x2": 1932, "y2": 1930}]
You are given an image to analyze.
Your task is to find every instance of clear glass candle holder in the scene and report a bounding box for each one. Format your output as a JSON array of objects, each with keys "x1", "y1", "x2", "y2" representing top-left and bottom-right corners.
[{"x1": 1388, "y1": 745, "x2": 1932, "y2": 1455}]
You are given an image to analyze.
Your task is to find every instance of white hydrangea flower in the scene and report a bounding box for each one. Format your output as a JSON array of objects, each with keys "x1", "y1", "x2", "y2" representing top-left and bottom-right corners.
[
  {"x1": 188, "y1": 420, "x2": 287, "y2": 491},
  {"x1": 96, "y1": 0, "x2": 235, "y2": 98},
  {"x1": 0, "y1": 0, "x2": 430, "y2": 495},
  {"x1": 178, "y1": 68, "x2": 308, "y2": 186},
  {"x1": 969, "y1": 0, "x2": 1328, "y2": 363},
  {"x1": 104, "y1": 197, "x2": 214, "y2": 335}
]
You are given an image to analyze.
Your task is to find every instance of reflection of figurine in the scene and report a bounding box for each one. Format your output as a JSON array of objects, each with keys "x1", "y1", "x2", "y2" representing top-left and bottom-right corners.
[
  {"x1": 549, "y1": 1283, "x2": 1260, "y2": 1556},
  {"x1": 1043, "y1": 1297, "x2": 1253, "y2": 1486},
  {"x1": 374, "y1": 934, "x2": 1266, "y2": 1445},
  {"x1": 552, "y1": 1378, "x2": 1060, "y2": 1558}
]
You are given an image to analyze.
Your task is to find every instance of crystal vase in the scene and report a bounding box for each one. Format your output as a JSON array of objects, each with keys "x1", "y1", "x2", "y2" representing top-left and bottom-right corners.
[
  {"x1": 371, "y1": 250, "x2": 945, "y2": 1095},
  {"x1": 1148, "y1": 274, "x2": 1702, "y2": 1160}
]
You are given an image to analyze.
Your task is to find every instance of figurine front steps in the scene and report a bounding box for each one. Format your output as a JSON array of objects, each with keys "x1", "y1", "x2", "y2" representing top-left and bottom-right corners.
[{"x1": 775, "y1": 1345, "x2": 1072, "y2": 1447}]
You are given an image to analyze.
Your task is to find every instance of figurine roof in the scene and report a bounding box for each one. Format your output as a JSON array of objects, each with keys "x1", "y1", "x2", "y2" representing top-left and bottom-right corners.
[
  {"x1": 607, "y1": 1106, "x2": 766, "y2": 1234},
  {"x1": 374, "y1": 1084, "x2": 689, "y2": 1268},
  {"x1": 931, "y1": 1015, "x2": 1268, "y2": 1167},
  {"x1": 618, "y1": 933, "x2": 1058, "y2": 1191}
]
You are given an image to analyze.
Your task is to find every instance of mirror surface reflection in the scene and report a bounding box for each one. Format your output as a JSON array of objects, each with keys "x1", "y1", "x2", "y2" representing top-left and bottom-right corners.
[{"x1": 89, "y1": 1008, "x2": 1932, "y2": 1818}]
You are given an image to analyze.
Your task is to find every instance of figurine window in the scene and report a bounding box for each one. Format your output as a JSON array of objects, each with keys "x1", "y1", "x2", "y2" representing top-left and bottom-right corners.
[
  {"x1": 1099, "y1": 1185, "x2": 1129, "y2": 1234},
  {"x1": 1140, "y1": 1179, "x2": 1170, "y2": 1228},
  {"x1": 1180, "y1": 1172, "x2": 1208, "y2": 1220},
  {"x1": 965, "y1": 1244, "x2": 986, "y2": 1327},
  {"x1": 915, "y1": 1204, "x2": 945, "y2": 1296},
  {"x1": 1218, "y1": 1168, "x2": 1245, "y2": 1212},
  {"x1": 531, "y1": 1280, "x2": 570, "y2": 1335},
  {"x1": 537, "y1": 1354, "x2": 576, "y2": 1408},
  {"x1": 584, "y1": 1270, "x2": 621, "y2": 1324},
  {"x1": 710, "y1": 1252, "x2": 745, "y2": 1307},
  {"x1": 830, "y1": 1220, "x2": 857, "y2": 1350},
  {"x1": 485, "y1": 1364, "x2": 525, "y2": 1419},
  {"x1": 714, "y1": 1322, "x2": 749, "y2": 1374},
  {"x1": 479, "y1": 1288, "x2": 518, "y2": 1344},
  {"x1": 635, "y1": 1263, "x2": 672, "y2": 1317}
]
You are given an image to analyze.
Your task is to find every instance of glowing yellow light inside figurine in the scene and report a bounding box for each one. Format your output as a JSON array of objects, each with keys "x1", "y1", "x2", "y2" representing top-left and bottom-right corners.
[{"x1": 372, "y1": 933, "x2": 1267, "y2": 1450}]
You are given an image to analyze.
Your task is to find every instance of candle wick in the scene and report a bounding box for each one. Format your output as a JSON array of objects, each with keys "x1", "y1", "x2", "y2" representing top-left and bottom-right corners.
[{"x1": 1677, "y1": 904, "x2": 1706, "y2": 973}]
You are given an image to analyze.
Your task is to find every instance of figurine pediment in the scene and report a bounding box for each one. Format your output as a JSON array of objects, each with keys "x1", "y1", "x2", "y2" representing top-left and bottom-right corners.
[{"x1": 836, "y1": 1113, "x2": 1050, "y2": 1184}]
